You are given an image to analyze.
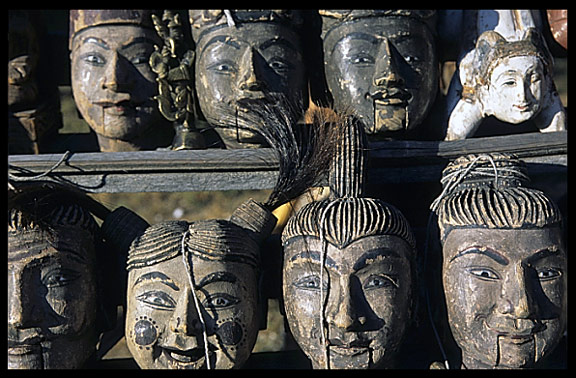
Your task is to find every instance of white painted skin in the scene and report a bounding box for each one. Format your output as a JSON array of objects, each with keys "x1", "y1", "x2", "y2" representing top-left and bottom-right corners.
[{"x1": 446, "y1": 55, "x2": 566, "y2": 140}]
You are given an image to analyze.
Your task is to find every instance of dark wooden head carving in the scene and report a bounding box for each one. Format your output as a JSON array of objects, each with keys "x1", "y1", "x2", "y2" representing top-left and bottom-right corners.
[
  {"x1": 189, "y1": 10, "x2": 308, "y2": 148},
  {"x1": 68, "y1": 10, "x2": 174, "y2": 152},
  {"x1": 319, "y1": 10, "x2": 438, "y2": 138},
  {"x1": 433, "y1": 153, "x2": 566, "y2": 369},
  {"x1": 281, "y1": 112, "x2": 417, "y2": 368}
]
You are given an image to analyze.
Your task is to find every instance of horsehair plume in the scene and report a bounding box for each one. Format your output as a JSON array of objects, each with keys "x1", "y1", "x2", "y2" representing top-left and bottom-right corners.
[
  {"x1": 433, "y1": 153, "x2": 563, "y2": 240},
  {"x1": 216, "y1": 94, "x2": 341, "y2": 210},
  {"x1": 327, "y1": 108, "x2": 366, "y2": 199}
]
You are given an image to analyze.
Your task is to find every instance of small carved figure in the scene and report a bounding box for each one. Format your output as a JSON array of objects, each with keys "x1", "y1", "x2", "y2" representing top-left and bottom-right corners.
[
  {"x1": 189, "y1": 10, "x2": 308, "y2": 148},
  {"x1": 281, "y1": 112, "x2": 417, "y2": 368},
  {"x1": 9, "y1": 10, "x2": 63, "y2": 154},
  {"x1": 7, "y1": 181, "x2": 143, "y2": 369},
  {"x1": 69, "y1": 10, "x2": 174, "y2": 152},
  {"x1": 149, "y1": 10, "x2": 205, "y2": 150},
  {"x1": 431, "y1": 153, "x2": 567, "y2": 369},
  {"x1": 444, "y1": 10, "x2": 566, "y2": 140},
  {"x1": 319, "y1": 10, "x2": 439, "y2": 139}
]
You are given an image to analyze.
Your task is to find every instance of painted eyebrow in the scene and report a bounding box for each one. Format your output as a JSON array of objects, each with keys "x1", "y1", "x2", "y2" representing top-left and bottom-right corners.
[
  {"x1": 197, "y1": 271, "x2": 237, "y2": 289},
  {"x1": 82, "y1": 37, "x2": 109, "y2": 50},
  {"x1": 450, "y1": 246, "x2": 509, "y2": 265},
  {"x1": 352, "y1": 248, "x2": 402, "y2": 271},
  {"x1": 289, "y1": 251, "x2": 338, "y2": 270},
  {"x1": 259, "y1": 37, "x2": 298, "y2": 52},
  {"x1": 201, "y1": 35, "x2": 241, "y2": 53},
  {"x1": 526, "y1": 247, "x2": 563, "y2": 265},
  {"x1": 120, "y1": 36, "x2": 157, "y2": 50},
  {"x1": 134, "y1": 271, "x2": 180, "y2": 291},
  {"x1": 332, "y1": 32, "x2": 379, "y2": 54}
]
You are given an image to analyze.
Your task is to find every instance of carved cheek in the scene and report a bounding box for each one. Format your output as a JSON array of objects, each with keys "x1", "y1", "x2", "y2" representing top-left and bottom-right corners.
[
  {"x1": 216, "y1": 320, "x2": 244, "y2": 346},
  {"x1": 133, "y1": 316, "x2": 159, "y2": 347}
]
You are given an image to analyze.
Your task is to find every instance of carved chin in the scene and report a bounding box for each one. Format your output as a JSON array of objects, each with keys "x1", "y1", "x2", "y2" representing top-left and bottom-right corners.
[{"x1": 370, "y1": 104, "x2": 407, "y2": 134}]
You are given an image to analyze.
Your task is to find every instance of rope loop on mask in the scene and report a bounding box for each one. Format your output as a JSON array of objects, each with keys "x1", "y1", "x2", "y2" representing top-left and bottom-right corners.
[
  {"x1": 181, "y1": 229, "x2": 212, "y2": 369},
  {"x1": 425, "y1": 154, "x2": 499, "y2": 369},
  {"x1": 425, "y1": 153, "x2": 529, "y2": 369},
  {"x1": 429, "y1": 153, "x2": 529, "y2": 213}
]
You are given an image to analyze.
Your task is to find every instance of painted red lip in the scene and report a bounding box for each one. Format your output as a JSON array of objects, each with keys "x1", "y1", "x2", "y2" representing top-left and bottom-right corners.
[{"x1": 513, "y1": 103, "x2": 532, "y2": 111}]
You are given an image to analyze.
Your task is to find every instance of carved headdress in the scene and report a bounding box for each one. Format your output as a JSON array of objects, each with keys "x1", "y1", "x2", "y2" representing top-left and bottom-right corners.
[
  {"x1": 432, "y1": 153, "x2": 563, "y2": 242},
  {"x1": 189, "y1": 9, "x2": 304, "y2": 43},
  {"x1": 68, "y1": 9, "x2": 160, "y2": 49},
  {"x1": 282, "y1": 111, "x2": 416, "y2": 251},
  {"x1": 319, "y1": 9, "x2": 437, "y2": 40}
]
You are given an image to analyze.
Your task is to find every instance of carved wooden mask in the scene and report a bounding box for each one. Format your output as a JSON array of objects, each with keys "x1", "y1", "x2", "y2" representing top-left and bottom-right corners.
[
  {"x1": 69, "y1": 10, "x2": 172, "y2": 151},
  {"x1": 320, "y1": 10, "x2": 438, "y2": 137},
  {"x1": 8, "y1": 194, "x2": 103, "y2": 369},
  {"x1": 434, "y1": 153, "x2": 567, "y2": 369},
  {"x1": 190, "y1": 10, "x2": 307, "y2": 148}
]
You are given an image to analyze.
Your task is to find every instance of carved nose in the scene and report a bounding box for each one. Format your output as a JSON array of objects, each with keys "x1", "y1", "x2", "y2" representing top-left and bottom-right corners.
[
  {"x1": 101, "y1": 52, "x2": 130, "y2": 91},
  {"x1": 373, "y1": 38, "x2": 404, "y2": 88},
  {"x1": 8, "y1": 270, "x2": 40, "y2": 328},
  {"x1": 238, "y1": 47, "x2": 267, "y2": 92},
  {"x1": 497, "y1": 264, "x2": 533, "y2": 318},
  {"x1": 169, "y1": 288, "x2": 203, "y2": 335}
]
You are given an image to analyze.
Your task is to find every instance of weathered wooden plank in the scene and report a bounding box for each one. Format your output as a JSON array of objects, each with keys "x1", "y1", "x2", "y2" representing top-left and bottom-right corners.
[
  {"x1": 369, "y1": 130, "x2": 567, "y2": 164},
  {"x1": 368, "y1": 154, "x2": 567, "y2": 185},
  {"x1": 8, "y1": 131, "x2": 567, "y2": 193}
]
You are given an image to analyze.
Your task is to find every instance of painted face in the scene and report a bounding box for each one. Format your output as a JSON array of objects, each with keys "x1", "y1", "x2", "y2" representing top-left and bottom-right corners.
[
  {"x1": 8, "y1": 228, "x2": 99, "y2": 369},
  {"x1": 195, "y1": 22, "x2": 306, "y2": 146},
  {"x1": 322, "y1": 17, "x2": 437, "y2": 135},
  {"x1": 483, "y1": 55, "x2": 545, "y2": 124},
  {"x1": 442, "y1": 227, "x2": 566, "y2": 369},
  {"x1": 282, "y1": 235, "x2": 413, "y2": 369},
  {"x1": 70, "y1": 25, "x2": 163, "y2": 141},
  {"x1": 125, "y1": 255, "x2": 259, "y2": 369}
]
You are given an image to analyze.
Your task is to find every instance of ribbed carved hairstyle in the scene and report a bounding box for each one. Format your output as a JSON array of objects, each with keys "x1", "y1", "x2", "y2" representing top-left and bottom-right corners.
[
  {"x1": 127, "y1": 200, "x2": 272, "y2": 271},
  {"x1": 432, "y1": 153, "x2": 563, "y2": 242},
  {"x1": 281, "y1": 112, "x2": 416, "y2": 251}
]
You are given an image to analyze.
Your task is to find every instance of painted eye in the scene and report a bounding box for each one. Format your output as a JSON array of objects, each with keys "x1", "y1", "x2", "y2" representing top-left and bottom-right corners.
[
  {"x1": 131, "y1": 54, "x2": 149, "y2": 65},
  {"x1": 293, "y1": 275, "x2": 326, "y2": 291},
  {"x1": 81, "y1": 53, "x2": 105, "y2": 66},
  {"x1": 203, "y1": 293, "x2": 239, "y2": 309},
  {"x1": 404, "y1": 55, "x2": 420, "y2": 63},
  {"x1": 502, "y1": 79, "x2": 516, "y2": 87},
  {"x1": 43, "y1": 270, "x2": 80, "y2": 288},
  {"x1": 350, "y1": 54, "x2": 374, "y2": 65},
  {"x1": 137, "y1": 290, "x2": 176, "y2": 310},
  {"x1": 209, "y1": 61, "x2": 236, "y2": 74},
  {"x1": 269, "y1": 59, "x2": 291, "y2": 73},
  {"x1": 363, "y1": 274, "x2": 397, "y2": 290},
  {"x1": 530, "y1": 73, "x2": 542, "y2": 83},
  {"x1": 469, "y1": 268, "x2": 500, "y2": 280},
  {"x1": 537, "y1": 268, "x2": 561, "y2": 280}
]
